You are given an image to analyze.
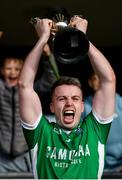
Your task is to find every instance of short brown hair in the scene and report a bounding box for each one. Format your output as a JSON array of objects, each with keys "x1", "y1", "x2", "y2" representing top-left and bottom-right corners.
[
  {"x1": 51, "y1": 76, "x2": 83, "y2": 98},
  {"x1": 3, "y1": 57, "x2": 23, "y2": 67}
]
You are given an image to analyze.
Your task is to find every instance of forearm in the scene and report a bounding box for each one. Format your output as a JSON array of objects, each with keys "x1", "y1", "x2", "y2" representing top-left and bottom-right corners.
[
  {"x1": 88, "y1": 42, "x2": 115, "y2": 82},
  {"x1": 19, "y1": 18, "x2": 52, "y2": 89},
  {"x1": 19, "y1": 37, "x2": 47, "y2": 88}
]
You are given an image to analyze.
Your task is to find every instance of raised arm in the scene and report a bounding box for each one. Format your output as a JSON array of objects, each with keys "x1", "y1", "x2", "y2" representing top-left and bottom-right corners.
[
  {"x1": 71, "y1": 16, "x2": 116, "y2": 121},
  {"x1": 18, "y1": 19, "x2": 52, "y2": 125},
  {"x1": 88, "y1": 43, "x2": 116, "y2": 120}
]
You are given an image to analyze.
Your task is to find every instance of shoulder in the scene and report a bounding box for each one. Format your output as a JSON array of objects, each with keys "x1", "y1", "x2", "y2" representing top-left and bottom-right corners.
[
  {"x1": 0, "y1": 78, "x2": 4, "y2": 85},
  {"x1": 0, "y1": 79, "x2": 5, "y2": 91}
]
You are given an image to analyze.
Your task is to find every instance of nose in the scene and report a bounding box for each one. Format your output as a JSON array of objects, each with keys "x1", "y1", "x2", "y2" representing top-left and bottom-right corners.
[
  {"x1": 65, "y1": 98, "x2": 73, "y2": 106},
  {"x1": 10, "y1": 68, "x2": 16, "y2": 75}
]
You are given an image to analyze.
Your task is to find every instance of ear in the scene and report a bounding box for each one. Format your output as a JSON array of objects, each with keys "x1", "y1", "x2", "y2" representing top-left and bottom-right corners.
[{"x1": 50, "y1": 102, "x2": 54, "y2": 113}]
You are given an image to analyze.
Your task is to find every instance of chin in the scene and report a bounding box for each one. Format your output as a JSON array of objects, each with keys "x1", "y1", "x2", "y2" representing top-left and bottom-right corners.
[
  {"x1": 63, "y1": 123, "x2": 76, "y2": 130},
  {"x1": 9, "y1": 83, "x2": 16, "y2": 87}
]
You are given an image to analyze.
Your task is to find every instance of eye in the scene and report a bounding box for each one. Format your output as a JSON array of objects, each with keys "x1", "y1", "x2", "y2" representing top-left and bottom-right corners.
[
  {"x1": 58, "y1": 97, "x2": 65, "y2": 101},
  {"x1": 57, "y1": 96, "x2": 66, "y2": 101},
  {"x1": 15, "y1": 68, "x2": 21, "y2": 71},
  {"x1": 6, "y1": 67, "x2": 11, "y2": 70},
  {"x1": 72, "y1": 96, "x2": 80, "y2": 101}
]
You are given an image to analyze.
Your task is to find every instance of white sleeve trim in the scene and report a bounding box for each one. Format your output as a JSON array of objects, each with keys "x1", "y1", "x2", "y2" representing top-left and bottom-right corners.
[
  {"x1": 21, "y1": 112, "x2": 42, "y2": 130},
  {"x1": 92, "y1": 109, "x2": 118, "y2": 124}
]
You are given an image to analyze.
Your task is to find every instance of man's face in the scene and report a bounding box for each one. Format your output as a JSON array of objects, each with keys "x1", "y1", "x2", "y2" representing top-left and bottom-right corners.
[
  {"x1": 1, "y1": 58, "x2": 23, "y2": 87},
  {"x1": 50, "y1": 84, "x2": 84, "y2": 130}
]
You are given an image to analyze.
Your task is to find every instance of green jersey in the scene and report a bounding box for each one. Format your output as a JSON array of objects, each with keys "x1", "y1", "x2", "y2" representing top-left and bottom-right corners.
[{"x1": 22, "y1": 112, "x2": 111, "y2": 179}]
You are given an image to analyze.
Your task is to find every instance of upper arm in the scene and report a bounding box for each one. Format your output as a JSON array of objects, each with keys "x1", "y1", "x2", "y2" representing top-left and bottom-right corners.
[
  {"x1": 92, "y1": 81, "x2": 116, "y2": 120},
  {"x1": 19, "y1": 86, "x2": 42, "y2": 125}
]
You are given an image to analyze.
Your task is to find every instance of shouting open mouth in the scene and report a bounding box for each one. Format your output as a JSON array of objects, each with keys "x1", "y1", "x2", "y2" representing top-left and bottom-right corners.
[{"x1": 63, "y1": 110, "x2": 75, "y2": 124}]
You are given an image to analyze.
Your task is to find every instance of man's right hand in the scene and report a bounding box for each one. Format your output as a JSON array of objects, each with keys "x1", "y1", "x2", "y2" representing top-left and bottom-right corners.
[{"x1": 34, "y1": 18, "x2": 53, "y2": 41}]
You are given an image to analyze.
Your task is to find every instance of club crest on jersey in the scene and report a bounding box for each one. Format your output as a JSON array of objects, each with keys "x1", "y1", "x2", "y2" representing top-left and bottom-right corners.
[{"x1": 53, "y1": 127, "x2": 62, "y2": 134}]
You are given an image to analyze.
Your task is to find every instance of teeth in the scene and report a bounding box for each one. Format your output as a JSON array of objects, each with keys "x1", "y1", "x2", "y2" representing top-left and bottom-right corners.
[
  {"x1": 63, "y1": 110, "x2": 74, "y2": 116},
  {"x1": 64, "y1": 110, "x2": 74, "y2": 113}
]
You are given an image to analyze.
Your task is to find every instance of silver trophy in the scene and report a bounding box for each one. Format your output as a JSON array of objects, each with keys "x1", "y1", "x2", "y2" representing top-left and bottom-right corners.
[{"x1": 30, "y1": 8, "x2": 89, "y2": 64}]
